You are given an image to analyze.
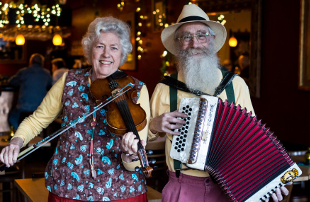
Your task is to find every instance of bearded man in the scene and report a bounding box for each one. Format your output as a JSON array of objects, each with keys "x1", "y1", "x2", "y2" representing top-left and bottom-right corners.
[{"x1": 148, "y1": 4, "x2": 290, "y2": 202}]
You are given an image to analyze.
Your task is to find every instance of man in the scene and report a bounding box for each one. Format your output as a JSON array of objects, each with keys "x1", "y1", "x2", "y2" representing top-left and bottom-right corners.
[
  {"x1": 238, "y1": 53, "x2": 250, "y2": 80},
  {"x1": 149, "y1": 4, "x2": 289, "y2": 202},
  {"x1": 8, "y1": 53, "x2": 52, "y2": 130},
  {"x1": 51, "y1": 58, "x2": 69, "y2": 84}
]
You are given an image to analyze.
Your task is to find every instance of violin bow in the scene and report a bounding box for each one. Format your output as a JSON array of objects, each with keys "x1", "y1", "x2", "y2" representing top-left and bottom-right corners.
[{"x1": 0, "y1": 83, "x2": 135, "y2": 171}]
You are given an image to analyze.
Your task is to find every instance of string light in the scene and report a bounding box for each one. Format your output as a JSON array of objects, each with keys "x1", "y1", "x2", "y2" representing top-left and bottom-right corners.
[
  {"x1": 217, "y1": 14, "x2": 226, "y2": 25},
  {"x1": 0, "y1": 2, "x2": 62, "y2": 27},
  {"x1": 117, "y1": 1, "x2": 125, "y2": 11}
]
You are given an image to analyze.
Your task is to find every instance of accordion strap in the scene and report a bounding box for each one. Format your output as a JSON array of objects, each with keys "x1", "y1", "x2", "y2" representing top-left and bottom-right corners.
[{"x1": 166, "y1": 71, "x2": 236, "y2": 177}]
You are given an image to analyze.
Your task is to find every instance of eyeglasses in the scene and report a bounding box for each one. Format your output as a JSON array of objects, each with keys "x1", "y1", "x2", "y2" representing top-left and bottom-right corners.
[{"x1": 177, "y1": 32, "x2": 211, "y2": 44}]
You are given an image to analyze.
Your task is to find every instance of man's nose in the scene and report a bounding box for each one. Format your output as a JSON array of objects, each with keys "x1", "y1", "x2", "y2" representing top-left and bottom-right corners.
[{"x1": 191, "y1": 36, "x2": 200, "y2": 48}]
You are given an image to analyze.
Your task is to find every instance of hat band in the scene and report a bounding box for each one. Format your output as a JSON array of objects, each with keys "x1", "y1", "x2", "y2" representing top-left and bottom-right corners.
[{"x1": 178, "y1": 16, "x2": 206, "y2": 23}]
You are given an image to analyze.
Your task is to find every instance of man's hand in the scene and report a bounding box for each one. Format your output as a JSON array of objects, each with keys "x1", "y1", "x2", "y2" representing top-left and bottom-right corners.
[
  {"x1": 265, "y1": 182, "x2": 292, "y2": 202},
  {"x1": 0, "y1": 137, "x2": 23, "y2": 168},
  {"x1": 149, "y1": 110, "x2": 188, "y2": 135}
]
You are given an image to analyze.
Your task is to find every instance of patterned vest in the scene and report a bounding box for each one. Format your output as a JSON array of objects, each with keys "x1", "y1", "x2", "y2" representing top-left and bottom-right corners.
[{"x1": 45, "y1": 68, "x2": 147, "y2": 201}]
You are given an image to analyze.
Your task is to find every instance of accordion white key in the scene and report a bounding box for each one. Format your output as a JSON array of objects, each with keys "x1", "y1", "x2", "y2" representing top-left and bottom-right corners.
[{"x1": 170, "y1": 95, "x2": 302, "y2": 202}]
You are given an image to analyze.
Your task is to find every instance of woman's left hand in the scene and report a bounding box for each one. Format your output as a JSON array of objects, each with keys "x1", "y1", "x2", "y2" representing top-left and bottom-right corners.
[{"x1": 120, "y1": 132, "x2": 146, "y2": 163}]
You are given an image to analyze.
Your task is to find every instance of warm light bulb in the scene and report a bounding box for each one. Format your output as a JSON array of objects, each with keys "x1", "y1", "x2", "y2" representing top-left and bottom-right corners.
[
  {"x1": 53, "y1": 34, "x2": 62, "y2": 46},
  {"x1": 15, "y1": 34, "x2": 25, "y2": 45},
  {"x1": 229, "y1": 36, "x2": 237, "y2": 47}
]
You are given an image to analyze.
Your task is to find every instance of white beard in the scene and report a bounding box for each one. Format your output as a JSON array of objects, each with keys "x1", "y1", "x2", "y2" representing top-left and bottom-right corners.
[{"x1": 176, "y1": 43, "x2": 221, "y2": 95}]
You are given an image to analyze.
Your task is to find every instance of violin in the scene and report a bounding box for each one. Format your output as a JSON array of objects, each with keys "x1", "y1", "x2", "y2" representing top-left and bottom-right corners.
[{"x1": 90, "y1": 73, "x2": 153, "y2": 178}]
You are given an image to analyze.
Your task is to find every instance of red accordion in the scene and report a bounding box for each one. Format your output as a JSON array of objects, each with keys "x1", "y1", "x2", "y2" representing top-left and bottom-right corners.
[{"x1": 170, "y1": 95, "x2": 301, "y2": 202}]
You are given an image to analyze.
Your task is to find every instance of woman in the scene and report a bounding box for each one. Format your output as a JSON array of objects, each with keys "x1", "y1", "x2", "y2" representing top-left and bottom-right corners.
[{"x1": 0, "y1": 17, "x2": 150, "y2": 202}]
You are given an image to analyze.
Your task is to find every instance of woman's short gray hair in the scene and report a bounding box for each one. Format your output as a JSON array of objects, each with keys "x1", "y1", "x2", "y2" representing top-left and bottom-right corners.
[{"x1": 82, "y1": 16, "x2": 132, "y2": 66}]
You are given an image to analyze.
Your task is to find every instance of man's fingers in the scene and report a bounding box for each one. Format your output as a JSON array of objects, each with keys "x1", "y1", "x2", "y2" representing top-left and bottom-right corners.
[
  {"x1": 171, "y1": 110, "x2": 188, "y2": 118},
  {"x1": 271, "y1": 192, "x2": 278, "y2": 202},
  {"x1": 169, "y1": 117, "x2": 186, "y2": 125},
  {"x1": 280, "y1": 186, "x2": 289, "y2": 196},
  {"x1": 275, "y1": 188, "x2": 283, "y2": 201}
]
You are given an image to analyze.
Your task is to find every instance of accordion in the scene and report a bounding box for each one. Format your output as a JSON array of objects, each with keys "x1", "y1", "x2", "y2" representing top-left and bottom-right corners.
[{"x1": 170, "y1": 95, "x2": 302, "y2": 202}]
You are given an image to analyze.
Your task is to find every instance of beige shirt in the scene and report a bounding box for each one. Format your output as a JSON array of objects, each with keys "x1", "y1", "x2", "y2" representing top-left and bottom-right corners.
[
  {"x1": 149, "y1": 72, "x2": 255, "y2": 177},
  {"x1": 12, "y1": 72, "x2": 150, "y2": 171}
]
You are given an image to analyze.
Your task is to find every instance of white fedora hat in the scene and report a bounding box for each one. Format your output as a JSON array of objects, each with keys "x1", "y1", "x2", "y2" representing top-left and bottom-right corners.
[{"x1": 161, "y1": 4, "x2": 227, "y2": 55}]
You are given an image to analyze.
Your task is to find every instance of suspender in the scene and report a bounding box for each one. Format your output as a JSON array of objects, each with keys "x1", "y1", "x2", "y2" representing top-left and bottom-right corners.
[
  {"x1": 169, "y1": 73, "x2": 182, "y2": 177},
  {"x1": 169, "y1": 71, "x2": 236, "y2": 177}
]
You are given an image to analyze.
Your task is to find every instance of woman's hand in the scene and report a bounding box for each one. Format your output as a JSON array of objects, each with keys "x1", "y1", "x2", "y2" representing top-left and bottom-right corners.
[
  {"x1": 120, "y1": 132, "x2": 146, "y2": 163},
  {"x1": 0, "y1": 137, "x2": 23, "y2": 167},
  {"x1": 149, "y1": 110, "x2": 187, "y2": 136}
]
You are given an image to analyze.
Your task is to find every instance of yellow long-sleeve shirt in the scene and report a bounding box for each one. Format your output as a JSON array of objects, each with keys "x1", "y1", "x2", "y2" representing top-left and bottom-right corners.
[
  {"x1": 12, "y1": 71, "x2": 150, "y2": 171},
  {"x1": 149, "y1": 72, "x2": 255, "y2": 177}
]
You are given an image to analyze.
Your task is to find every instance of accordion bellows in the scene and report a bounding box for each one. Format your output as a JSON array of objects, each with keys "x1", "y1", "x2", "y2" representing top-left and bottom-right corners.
[{"x1": 170, "y1": 95, "x2": 301, "y2": 202}]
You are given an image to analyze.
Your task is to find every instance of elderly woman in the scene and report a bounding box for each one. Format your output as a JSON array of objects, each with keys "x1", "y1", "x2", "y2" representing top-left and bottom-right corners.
[{"x1": 0, "y1": 17, "x2": 150, "y2": 202}]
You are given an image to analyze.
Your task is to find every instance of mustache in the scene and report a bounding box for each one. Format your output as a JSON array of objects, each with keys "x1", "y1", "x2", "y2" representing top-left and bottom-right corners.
[{"x1": 179, "y1": 47, "x2": 210, "y2": 57}]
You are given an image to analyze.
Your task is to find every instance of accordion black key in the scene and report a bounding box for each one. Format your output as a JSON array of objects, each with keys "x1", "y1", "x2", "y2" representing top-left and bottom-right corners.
[{"x1": 170, "y1": 95, "x2": 302, "y2": 202}]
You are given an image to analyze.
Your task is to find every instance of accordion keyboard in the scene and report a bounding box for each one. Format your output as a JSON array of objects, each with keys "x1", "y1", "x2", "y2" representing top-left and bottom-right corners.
[{"x1": 174, "y1": 104, "x2": 192, "y2": 153}]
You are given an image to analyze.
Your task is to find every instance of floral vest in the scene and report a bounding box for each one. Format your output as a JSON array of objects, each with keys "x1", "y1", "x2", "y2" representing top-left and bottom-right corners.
[{"x1": 45, "y1": 68, "x2": 147, "y2": 201}]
